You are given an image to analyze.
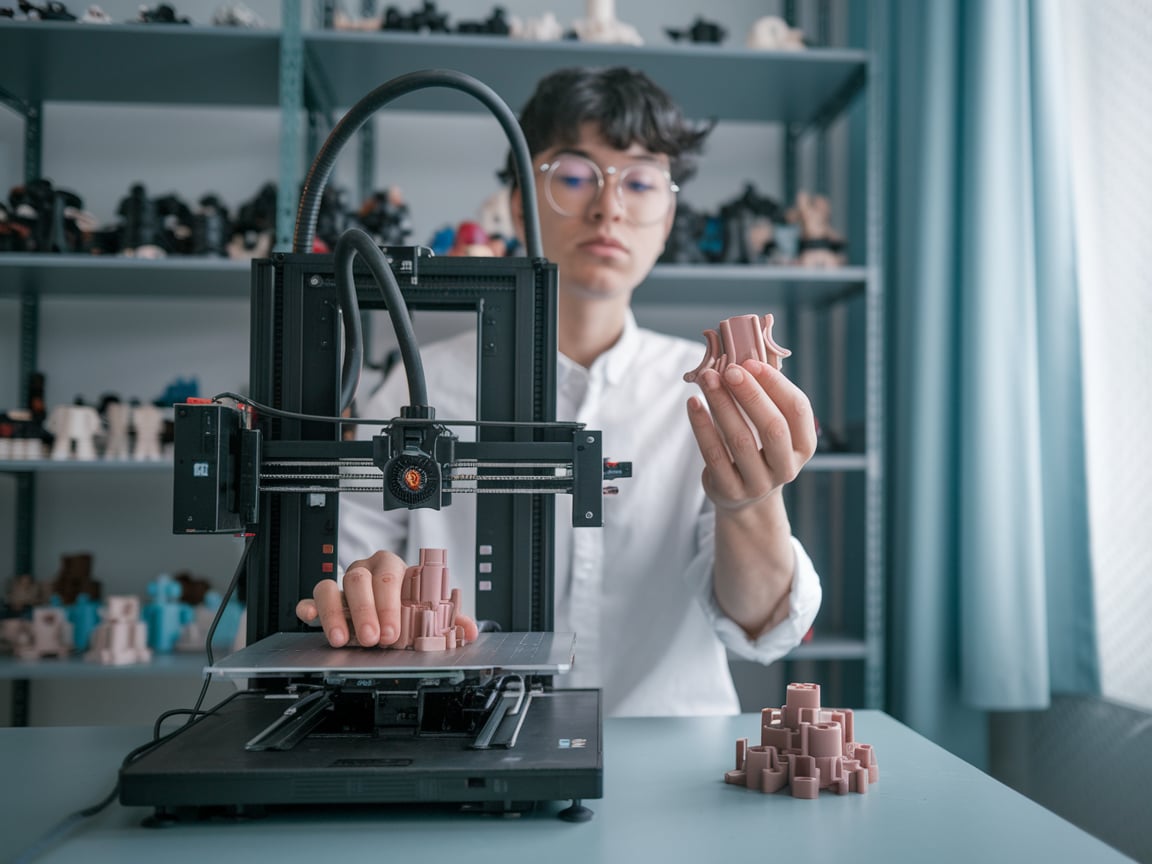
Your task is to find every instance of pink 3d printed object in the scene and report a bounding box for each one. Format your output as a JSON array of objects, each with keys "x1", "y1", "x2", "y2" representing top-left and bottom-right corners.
[
  {"x1": 347, "y1": 547, "x2": 471, "y2": 652},
  {"x1": 725, "y1": 683, "x2": 878, "y2": 799},
  {"x1": 683, "y1": 313, "x2": 792, "y2": 383}
]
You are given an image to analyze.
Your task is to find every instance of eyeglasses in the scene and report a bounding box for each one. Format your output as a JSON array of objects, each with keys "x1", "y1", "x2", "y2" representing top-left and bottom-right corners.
[{"x1": 537, "y1": 153, "x2": 679, "y2": 226}]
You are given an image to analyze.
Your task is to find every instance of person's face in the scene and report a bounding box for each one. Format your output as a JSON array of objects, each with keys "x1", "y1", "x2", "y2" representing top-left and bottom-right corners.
[{"x1": 512, "y1": 123, "x2": 676, "y2": 303}]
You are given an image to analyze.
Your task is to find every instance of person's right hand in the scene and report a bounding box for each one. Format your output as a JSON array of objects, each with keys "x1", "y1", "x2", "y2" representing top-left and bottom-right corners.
[{"x1": 294, "y1": 549, "x2": 478, "y2": 648}]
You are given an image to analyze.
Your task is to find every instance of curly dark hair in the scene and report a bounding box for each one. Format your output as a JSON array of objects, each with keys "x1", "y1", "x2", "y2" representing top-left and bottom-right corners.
[{"x1": 501, "y1": 66, "x2": 714, "y2": 188}]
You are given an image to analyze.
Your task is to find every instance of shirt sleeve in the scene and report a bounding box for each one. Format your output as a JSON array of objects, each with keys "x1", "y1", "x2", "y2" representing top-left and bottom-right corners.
[
  {"x1": 703, "y1": 537, "x2": 822, "y2": 663},
  {"x1": 686, "y1": 499, "x2": 823, "y2": 664}
]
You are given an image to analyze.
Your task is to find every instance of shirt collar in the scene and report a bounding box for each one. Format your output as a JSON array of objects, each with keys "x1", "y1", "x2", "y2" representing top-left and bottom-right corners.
[{"x1": 557, "y1": 310, "x2": 641, "y2": 387}]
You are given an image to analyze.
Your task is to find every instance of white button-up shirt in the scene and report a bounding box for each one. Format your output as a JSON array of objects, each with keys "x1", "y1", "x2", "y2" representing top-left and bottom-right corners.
[{"x1": 340, "y1": 312, "x2": 821, "y2": 716}]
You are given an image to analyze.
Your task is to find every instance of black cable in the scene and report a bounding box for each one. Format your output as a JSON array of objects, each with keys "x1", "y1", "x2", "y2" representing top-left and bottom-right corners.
[
  {"x1": 333, "y1": 231, "x2": 365, "y2": 415},
  {"x1": 13, "y1": 536, "x2": 256, "y2": 863},
  {"x1": 292, "y1": 69, "x2": 542, "y2": 259},
  {"x1": 210, "y1": 391, "x2": 584, "y2": 432},
  {"x1": 335, "y1": 228, "x2": 427, "y2": 408}
]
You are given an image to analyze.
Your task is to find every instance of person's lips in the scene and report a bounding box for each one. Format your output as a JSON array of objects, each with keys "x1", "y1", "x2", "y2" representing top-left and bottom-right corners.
[{"x1": 579, "y1": 235, "x2": 628, "y2": 257}]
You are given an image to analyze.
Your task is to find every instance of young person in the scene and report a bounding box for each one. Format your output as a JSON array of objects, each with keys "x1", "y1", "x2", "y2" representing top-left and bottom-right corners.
[{"x1": 297, "y1": 67, "x2": 822, "y2": 717}]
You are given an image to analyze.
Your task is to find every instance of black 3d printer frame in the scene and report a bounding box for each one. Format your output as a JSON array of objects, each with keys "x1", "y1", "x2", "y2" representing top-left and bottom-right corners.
[{"x1": 246, "y1": 251, "x2": 574, "y2": 640}]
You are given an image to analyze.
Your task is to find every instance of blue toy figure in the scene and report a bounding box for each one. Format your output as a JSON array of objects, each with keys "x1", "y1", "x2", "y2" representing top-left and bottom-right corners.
[
  {"x1": 67, "y1": 593, "x2": 102, "y2": 653},
  {"x1": 143, "y1": 573, "x2": 193, "y2": 653},
  {"x1": 200, "y1": 589, "x2": 244, "y2": 648}
]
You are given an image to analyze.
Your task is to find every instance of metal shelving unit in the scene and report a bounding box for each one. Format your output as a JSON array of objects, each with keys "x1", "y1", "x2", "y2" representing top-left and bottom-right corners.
[{"x1": 0, "y1": 3, "x2": 883, "y2": 715}]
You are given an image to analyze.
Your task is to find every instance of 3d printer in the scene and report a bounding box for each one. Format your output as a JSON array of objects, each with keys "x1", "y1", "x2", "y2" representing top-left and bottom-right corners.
[{"x1": 118, "y1": 71, "x2": 628, "y2": 823}]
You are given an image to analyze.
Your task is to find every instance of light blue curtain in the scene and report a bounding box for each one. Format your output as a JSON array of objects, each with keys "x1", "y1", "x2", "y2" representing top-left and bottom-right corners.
[{"x1": 883, "y1": 0, "x2": 1098, "y2": 767}]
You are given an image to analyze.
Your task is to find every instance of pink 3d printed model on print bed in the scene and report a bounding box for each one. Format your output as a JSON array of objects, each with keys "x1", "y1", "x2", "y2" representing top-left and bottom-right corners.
[
  {"x1": 346, "y1": 548, "x2": 472, "y2": 652},
  {"x1": 726, "y1": 683, "x2": 878, "y2": 799},
  {"x1": 683, "y1": 313, "x2": 792, "y2": 383}
]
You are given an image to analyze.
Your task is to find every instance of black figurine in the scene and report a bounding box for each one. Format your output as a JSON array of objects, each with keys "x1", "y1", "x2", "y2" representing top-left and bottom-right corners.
[
  {"x1": 191, "y1": 194, "x2": 232, "y2": 257},
  {"x1": 665, "y1": 16, "x2": 726, "y2": 44},
  {"x1": 135, "y1": 3, "x2": 190, "y2": 24},
  {"x1": 15, "y1": 1, "x2": 77, "y2": 21},
  {"x1": 457, "y1": 6, "x2": 509, "y2": 36}
]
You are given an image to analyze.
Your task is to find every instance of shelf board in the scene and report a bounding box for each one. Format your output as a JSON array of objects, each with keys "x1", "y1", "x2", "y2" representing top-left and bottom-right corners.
[
  {"x1": 0, "y1": 651, "x2": 210, "y2": 680},
  {"x1": 785, "y1": 636, "x2": 870, "y2": 661},
  {"x1": 807, "y1": 453, "x2": 867, "y2": 471},
  {"x1": 304, "y1": 31, "x2": 869, "y2": 123},
  {"x1": 0, "y1": 459, "x2": 172, "y2": 474},
  {"x1": 0, "y1": 254, "x2": 251, "y2": 298},
  {"x1": 0, "y1": 256, "x2": 870, "y2": 301},
  {"x1": 637, "y1": 263, "x2": 869, "y2": 305},
  {"x1": 0, "y1": 21, "x2": 281, "y2": 107}
]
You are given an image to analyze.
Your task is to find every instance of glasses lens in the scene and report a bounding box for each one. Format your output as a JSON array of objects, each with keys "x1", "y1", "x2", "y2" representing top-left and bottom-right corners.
[
  {"x1": 617, "y1": 164, "x2": 674, "y2": 225},
  {"x1": 545, "y1": 156, "x2": 600, "y2": 217},
  {"x1": 542, "y1": 155, "x2": 676, "y2": 225}
]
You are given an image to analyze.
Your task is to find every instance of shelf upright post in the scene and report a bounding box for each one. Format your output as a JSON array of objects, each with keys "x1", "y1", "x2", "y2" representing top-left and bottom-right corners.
[
  {"x1": 860, "y1": 0, "x2": 888, "y2": 711},
  {"x1": 277, "y1": 0, "x2": 305, "y2": 251}
]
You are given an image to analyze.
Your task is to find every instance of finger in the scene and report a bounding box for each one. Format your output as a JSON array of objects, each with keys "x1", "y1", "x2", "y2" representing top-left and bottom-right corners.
[
  {"x1": 720, "y1": 362, "x2": 793, "y2": 482},
  {"x1": 341, "y1": 564, "x2": 380, "y2": 646},
  {"x1": 695, "y1": 367, "x2": 771, "y2": 493},
  {"x1": 686, "y1": 391, "x2": 743, "y2": 501},
  {"x1": 744, "y1": 360, "x2": 817, "y2": 465},
  {"x1": 295, "y1": 598, "x2": 319, "y2": 624},
  {"x1": 371, "y1": 554, "x2": 407, "y2": 646},
  {"x1": 313, "y1": 579, "x2": 349, "y2": 647}
]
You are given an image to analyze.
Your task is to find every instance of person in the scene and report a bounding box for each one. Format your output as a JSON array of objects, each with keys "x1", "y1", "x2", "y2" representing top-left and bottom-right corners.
[{"x1": 297, "y1": 66, "x2": 822, "y2": 717}]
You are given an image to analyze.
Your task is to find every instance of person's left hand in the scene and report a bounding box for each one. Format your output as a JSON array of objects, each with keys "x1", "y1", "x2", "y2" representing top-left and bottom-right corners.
[{"x1": 686, "y1": 360, "x2": 817, "y2": 510}]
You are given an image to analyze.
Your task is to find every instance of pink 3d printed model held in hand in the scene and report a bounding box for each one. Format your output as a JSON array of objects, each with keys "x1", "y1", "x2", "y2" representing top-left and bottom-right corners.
[
  {"x1": 346, "y1": 547, "x2": 471, "y2": 652},
  {"x1": 725, "y1": 683, "x2": 878, "y2": 799},
  {"x1": 683, "y1": 313, "x2": 792, "y2": 383}
]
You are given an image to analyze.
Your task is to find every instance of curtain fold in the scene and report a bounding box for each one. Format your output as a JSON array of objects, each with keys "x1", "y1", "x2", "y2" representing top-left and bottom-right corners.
[{"x1": 883, "y1": 0, "x2": 1098, "y2": 767}]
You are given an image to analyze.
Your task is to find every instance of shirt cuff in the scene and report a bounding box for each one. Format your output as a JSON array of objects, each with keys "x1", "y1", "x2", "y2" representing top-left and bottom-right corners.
[{"x1": 704, "y1": 536, "x2": 822, "y2": 663}]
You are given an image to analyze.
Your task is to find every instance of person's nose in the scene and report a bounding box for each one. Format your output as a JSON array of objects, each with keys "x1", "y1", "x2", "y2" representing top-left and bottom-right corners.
[{"x1": 587, "y1": 176, "x2": 626, "y2": 224}]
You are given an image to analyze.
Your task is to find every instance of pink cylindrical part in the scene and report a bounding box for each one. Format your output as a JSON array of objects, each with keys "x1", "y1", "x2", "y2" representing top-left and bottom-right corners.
[
  {"x1": 735, "y1": 737, "x2": 748, "y2": 770},
  {"x1": 808, "y1": 723, "x2": 843, "y2": 758},
  {"x1": 449, "y1": 588, "x2": 461, "y2": 626},
  {"x1": 418, "y1": 565, "x2": 444, "y2": 604},
  {"x1": 784, "y1": 683, "x2": 820, "y2": 727},
  {"x1": 719, "y1": 316, "x2": 762, "y2": 366},
  {"x1": 744, "y1": 746, "x2": 772, "y2": 790}
]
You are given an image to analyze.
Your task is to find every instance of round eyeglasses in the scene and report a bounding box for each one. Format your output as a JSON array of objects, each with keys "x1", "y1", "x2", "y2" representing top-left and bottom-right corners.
[{"x1": 538, "y1": 154, "x2": 679, "y2": 226}]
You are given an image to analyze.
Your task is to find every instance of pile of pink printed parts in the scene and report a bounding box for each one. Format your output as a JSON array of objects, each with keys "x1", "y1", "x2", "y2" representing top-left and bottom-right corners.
[{"x1": 726, "y1": 682, "x2": 878, "y2": 799}]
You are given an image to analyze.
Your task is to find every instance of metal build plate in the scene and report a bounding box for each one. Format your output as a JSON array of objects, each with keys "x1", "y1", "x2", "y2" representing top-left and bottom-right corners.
[{"x1": 206, "y1": 631, "x2": 576, "y2": 678}]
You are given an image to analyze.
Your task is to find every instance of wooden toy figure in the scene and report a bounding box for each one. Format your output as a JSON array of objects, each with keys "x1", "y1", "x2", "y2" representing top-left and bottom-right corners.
[
  {"x1": 131, "y1": 401, "x2": 164, "y2": 461},
  {"x1": 570, "y1": 0, "x2": 643, "y2": 45},
  {"x1": 102, "y1": 396, "x2": 131, "y2": 459},
  {"x1": 45, "y1": 399, "x2": 102, "y2": 460},
  {"x1": 86, "y1": 595, "x2": 152, "y2": 665}
]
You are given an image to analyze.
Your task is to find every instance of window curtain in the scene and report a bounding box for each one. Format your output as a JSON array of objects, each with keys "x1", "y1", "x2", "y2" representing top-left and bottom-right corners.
[{"x1": 882, "y1": 0, "x2": 1099, "y2": 767}]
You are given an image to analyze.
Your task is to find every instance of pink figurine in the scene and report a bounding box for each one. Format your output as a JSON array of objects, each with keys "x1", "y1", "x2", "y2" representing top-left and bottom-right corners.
[
  {"x1": 789, "y1": 191, "x2": 846, "y2": 268},
  {"x1": 683, "y1": 313, "x2": 792, "y2": 383},
  {"x1": 725, "y1": 683, "x2": 878, "y2": 799},
  {"x1": 346, "y1": 548, "x2": 471, "y2": 652}
]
